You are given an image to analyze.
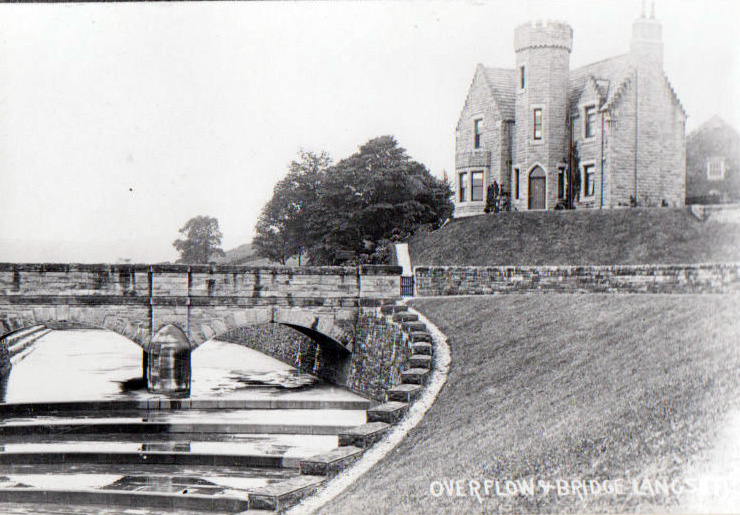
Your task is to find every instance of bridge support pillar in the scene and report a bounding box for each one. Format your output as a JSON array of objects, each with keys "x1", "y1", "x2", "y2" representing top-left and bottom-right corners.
[{"x1": 146, "y1": 324, "x2": 191, "y2": 396}]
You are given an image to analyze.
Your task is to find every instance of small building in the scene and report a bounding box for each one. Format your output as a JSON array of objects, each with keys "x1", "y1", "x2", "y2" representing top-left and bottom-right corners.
[
  {"x1": 685, "y1": 116, "x2": 740, "y2": 205},
  {"x1": 454, "y1": 7, "x2": 686, "y2": 216}
]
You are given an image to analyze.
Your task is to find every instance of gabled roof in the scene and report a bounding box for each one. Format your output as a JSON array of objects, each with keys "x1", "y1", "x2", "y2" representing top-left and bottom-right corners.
[
  {"x1": 481, "y1": 66, "x2": 517, "y2": 120},
  {"x1": 569, "y1": 54, "x2": 634, "y2": 110}
]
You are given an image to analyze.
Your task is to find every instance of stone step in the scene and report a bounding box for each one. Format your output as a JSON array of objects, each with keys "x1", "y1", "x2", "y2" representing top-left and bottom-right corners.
[
  {"x1": 411, "y1": 342, "x2": 433, "y2": 355},
  {"x1": 299, "y1": 445, "x2": 364, "y2": 477},
  {"x1": 380, "y1": 304, "x2": 408, "y2": 315},
  {"x1": 366, "y1": 401, "x2": 408, "y2": 424},
  {"x1": 337, "y1": 422, "x2": 390, "y2": 448},
  {"x1": 409, "y1": 331, "x2": 432, "y2": 342},
  {"x1": 401, "y1": 368, "x2": 429, "y2": 385},
  {"x1": 401, "y1": 321, "x2": 427, "y2": 332},
  {"x1": 386, "y1": 384, "x2": 423, "y2": 403},
  {"x1": 408, "y1": 354, "x2": 432, "y2": 369},
  {"x1": 392, "y1": 312, "x2": 418, "y2": 323}
]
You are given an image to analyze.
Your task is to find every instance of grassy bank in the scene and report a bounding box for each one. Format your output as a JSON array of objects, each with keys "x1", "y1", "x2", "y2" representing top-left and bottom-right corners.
[
  {"x1": 409, "y1": 208, "x2": 740, "y2": 266},
  {"x1": 318, "y1": 294, "x2": 740, "y2": 514}
]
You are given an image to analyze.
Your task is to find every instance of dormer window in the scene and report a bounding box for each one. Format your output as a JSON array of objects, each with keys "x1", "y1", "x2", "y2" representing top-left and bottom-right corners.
[
  {"x1": 707, "y1": 157, "x2": 726, "y2": 181},
  {"x1": 519, "y1": 65, "x2": 526, "y2": 89},
  {"x1": 473, "y1": 119, "x2": 482, "y2": 149},
  {"x1": 584, "y1": 105, "x2": 597, "y2": 138}
]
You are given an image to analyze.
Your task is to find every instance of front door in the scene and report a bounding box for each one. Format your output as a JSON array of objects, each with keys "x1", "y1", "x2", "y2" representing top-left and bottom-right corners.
[{"x1": 528, "y1": 167, "x2": 547, "y2": 210}]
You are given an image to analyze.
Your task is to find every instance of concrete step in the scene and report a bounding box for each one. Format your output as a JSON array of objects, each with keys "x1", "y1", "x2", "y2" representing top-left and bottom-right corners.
[
  {"x1": 299, "y1": 446, "x2": 364, "y2": 477},
  {"x1": 392, "y1": 312, "x2": 418, "y2": 323},
  {"x1": 401, "y1": 368, "x2": 429, "y2": 385},
  {"x1": 408, "y1": 354, "x2": 432, "y2": 369},
  {"x1": 366, "y1": 401, "x2": 408, "y2": 424},
  {"x1": 411, "y1": 342, "x2": 433, "y2": 355},
  {"x1": 386, "y1": 384, "x2": 423, "y2": 403},
  {"x1": 338, "y1": 422, "x2": 390, "y2": 448}
]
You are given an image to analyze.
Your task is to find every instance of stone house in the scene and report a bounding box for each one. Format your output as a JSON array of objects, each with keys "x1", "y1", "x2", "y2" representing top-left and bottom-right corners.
[
  {"x1": 685, "y1": 116, "x2": 740, "y2": 205},
  {"x1": 454, "y1": 9, "x2": 686, "y2": 216}
]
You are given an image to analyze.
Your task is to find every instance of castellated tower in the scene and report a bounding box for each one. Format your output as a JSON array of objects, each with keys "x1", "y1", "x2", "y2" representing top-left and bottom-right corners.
[{"x1": 512, "y1": 21, "x2": 573, "y2": 210}]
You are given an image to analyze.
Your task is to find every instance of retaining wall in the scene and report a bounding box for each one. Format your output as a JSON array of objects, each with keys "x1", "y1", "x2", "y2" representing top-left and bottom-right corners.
[{"x1": 414, "y1": 263, "x2": 740, "y2": 296}]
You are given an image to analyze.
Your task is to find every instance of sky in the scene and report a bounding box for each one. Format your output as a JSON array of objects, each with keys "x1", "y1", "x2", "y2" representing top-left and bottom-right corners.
[{"x1": 0, "y1": 0, "x2": 738, "y2": 263}]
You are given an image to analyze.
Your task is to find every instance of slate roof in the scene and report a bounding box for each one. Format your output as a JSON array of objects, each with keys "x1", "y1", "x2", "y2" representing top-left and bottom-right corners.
[
  {"x1": 475, "y1": 52, "x2": 684, "y2": 120},
  {"x1": 481, "y1": 66, "x2": 517, "y2": 120},
  {"x1": 568, "y1": 54, "x2": 634, "y2": 110}
]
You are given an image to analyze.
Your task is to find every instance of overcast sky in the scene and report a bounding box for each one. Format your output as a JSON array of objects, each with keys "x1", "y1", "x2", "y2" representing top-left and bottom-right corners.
[{"x1": 0, "y1": 0, "x2": 738, "y2": 263}]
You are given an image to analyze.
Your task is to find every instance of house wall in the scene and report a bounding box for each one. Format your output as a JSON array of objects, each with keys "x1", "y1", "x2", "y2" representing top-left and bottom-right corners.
[{"x1": 454, "y1": 67, "x2": 503, "y2": 218}]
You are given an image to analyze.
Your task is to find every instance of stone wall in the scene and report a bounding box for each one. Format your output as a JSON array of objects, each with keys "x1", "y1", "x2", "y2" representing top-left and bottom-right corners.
[
  {"x1": 414, "y1": 263, "x2": 740, "y2": 296},
  {"x1": 216, "y1": 308, "x2": 410, "y2": 402}
]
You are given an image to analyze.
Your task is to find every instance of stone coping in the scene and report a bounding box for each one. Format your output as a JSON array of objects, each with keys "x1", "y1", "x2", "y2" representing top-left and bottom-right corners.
[
  {"x1": 415, "y1": 262, "x2": 740, "y2": 273},
  {"x1": 0, "y1": 263, "x2": 402, "y2": 276}
]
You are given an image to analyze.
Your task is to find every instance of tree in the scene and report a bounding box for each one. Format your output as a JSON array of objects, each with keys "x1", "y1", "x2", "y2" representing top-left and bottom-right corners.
[
  {"x1": 302, "y1": 136, "x2": 453, "y2": 264},
  {"x1": 254, "y1": 136, "x2": 453, "y2": 266},
  {"x1": 172, "y1": 216, "x2": 225, "y2": 264},
  {"x1": 253, "y1": 150, "x2": 332, "y2": 265}
]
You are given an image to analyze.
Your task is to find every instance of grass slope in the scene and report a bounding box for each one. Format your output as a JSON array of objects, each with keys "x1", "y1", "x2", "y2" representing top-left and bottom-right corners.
[
  {"x1": 409, "y1": 208, "x2": 740, "y2": 266},
  {"x1": 318, "y1": 294, "x2": 740, "y2": 514}
]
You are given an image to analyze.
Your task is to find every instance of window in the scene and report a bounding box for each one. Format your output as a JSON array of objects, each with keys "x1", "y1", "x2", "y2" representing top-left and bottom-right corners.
[
  {"x1": 519, "y1": 65, "x2": 526, "y2": 89},
  {"x1": 459, "y1": 172, "x2": 468, "y2": 202},
  {"x1": 471, "y1": 171, "x2": 484, "y2": 201},
  {"x1": 707, "y1": 157, "x2": 726, "y2": 181},
  {"x1": 473, "y1": 119, "x2": 482, "y2": 149},
  {"x1": 584, "y1": 105, "x2": 597, "y2": 138},
  {"x1": 557, "y1": 167, "x2": 566, "y2": 199},
  {"x1": 582, "y1": 164, "x2": 596, "y2": 198},
  {"x1": 513, "y1": 167, "x2": 520, "y2": 199},
  {"x1": 533, "y1": 108, "x2": 543, "y2": 140}
]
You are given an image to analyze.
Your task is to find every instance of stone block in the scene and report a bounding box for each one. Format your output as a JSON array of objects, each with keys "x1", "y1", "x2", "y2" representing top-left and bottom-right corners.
[
  {"x1": 408, "y1": 354, "x2": 432, "y2": 369},
  {"x1": 299, "y1": 446, "x2": 364, "y2": 476},
  {"x1": 387, "y1": 384, "x2": 423, "y2": 403},
  {"x1": 401, "y1": 368, "x2": 429, "y2": 385},
  {"x1": 338, "y1": 422, "x2": 391, "y2": 448},
  {"x1": 367, "y1": 401, "x2": 408, "y2": 424}
]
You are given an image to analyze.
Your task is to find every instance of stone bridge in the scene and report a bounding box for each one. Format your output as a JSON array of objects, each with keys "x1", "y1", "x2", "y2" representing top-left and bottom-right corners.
[{"x1": 0, "y1": 263, "x2": 404, "y2": 398}]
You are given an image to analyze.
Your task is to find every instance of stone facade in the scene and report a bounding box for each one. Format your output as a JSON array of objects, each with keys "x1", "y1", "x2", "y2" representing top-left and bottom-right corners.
[
  {"x1": 454, "y1": 10, "x2": 686, "y2": 216},
  {"x1": 414, "y1": 264, "x2": 740, "y2": 296}
]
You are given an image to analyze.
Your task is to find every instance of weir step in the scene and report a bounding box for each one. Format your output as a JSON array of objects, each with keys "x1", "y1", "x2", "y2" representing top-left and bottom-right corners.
[
  {"x1": 299, "y1": 445, "x2": 364, "y2": 477},
  {"x1": 401, "y1": 368, "x2": 429, "y2": 385},
  {"x1": 387, "y1": 384, "x2": 423, "y2": 403},
  {"x1": 392, "y1": 312, "x2": 418, "y2": 323},
  {"x1": 338, "y1": 422, "x2": 390, "y2": 448},
  {"x1": 408, "y1": 354, "x2": 432, "y2": 369},
  {"x1": 0, "y1": 397, "x2": 372, "y2": 417},
  {"x1": 411, "y1": 342, "x2": 433, "y2": 355},
  {"x1": 366, "y1": 401, "x2": 408, "y2": 424}
]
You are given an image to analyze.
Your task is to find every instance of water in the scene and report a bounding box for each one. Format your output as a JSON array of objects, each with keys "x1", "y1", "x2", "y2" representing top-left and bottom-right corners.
[{"x1": 1, "y1": 329, "x2": 362, "y2": 405}]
